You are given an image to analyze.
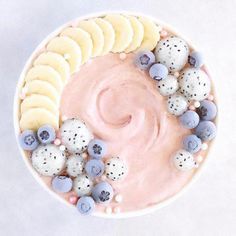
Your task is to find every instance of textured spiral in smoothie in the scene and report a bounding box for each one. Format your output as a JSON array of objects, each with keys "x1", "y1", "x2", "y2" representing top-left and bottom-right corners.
[{"x1": 60, "y1": 53, "x2": 200, "y2": 212}]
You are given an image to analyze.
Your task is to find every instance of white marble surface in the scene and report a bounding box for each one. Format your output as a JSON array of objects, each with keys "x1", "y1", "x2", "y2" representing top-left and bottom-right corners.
[{"x1": 0, "y1": 0, "x2": 236, "y2": 235}]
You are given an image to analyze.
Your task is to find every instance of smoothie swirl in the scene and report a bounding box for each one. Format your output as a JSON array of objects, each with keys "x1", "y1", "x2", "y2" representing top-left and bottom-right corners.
[{"x1": 60, "y1": 53, "x2": 196, "y2": 211}]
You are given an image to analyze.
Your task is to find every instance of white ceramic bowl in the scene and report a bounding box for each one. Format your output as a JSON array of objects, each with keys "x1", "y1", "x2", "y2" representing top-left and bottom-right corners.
[{"x1": 14, "y1": 11, "x2": 218, "y2": 218}]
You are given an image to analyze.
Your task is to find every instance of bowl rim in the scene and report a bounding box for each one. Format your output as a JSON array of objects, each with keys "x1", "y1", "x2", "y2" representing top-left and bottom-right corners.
[{"x1": 13, "y1": 10, "x2": 218, "y2": 219}]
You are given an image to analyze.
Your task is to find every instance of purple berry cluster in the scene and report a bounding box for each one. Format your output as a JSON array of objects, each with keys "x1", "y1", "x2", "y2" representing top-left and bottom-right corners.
[{"x1": 19, "y1": 124, "x2": 56, "y2": 151}]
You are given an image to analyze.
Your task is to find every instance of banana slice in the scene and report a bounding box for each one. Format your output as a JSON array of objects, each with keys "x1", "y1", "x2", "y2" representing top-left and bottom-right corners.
[
  {"x1": 60, "y1": 27, "x2": 93, "y2": 64},
  {"x1": 94, "y1": 18, "x2": 115, "y2": 55},
  {"x1": 125, "y1": 16, "x2": 144, "y2": 53},
  {"x1": 138, "y1": 17, "x2": 161, "y2": 51},
  {"x1": 78, "y1": 20, "x2": 104, "y2": 57},
  {"x1": 46, "y1": 36, "x2": 81, "y2": 73},
  {"x1": 33, "y1": 52, "x2": 70, "y2": 83},
  {"x1": 104, "y1": 14, "x2": 133, "y2": 53},
  {"x1": 24, "y1": 80, "x2": 60, "y2": 105},
  {"x1": 20, "y1": 108, "x2": 59, "y2": 131},
  {"x1": 25, "y1": 65, "x2": 63, "y2": 92},
  {"x1": 20, "y1": 94, "x2": 58, "y2": 115}
]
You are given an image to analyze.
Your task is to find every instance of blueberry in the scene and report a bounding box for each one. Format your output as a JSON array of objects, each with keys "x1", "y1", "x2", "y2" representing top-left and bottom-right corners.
[
  {"x1": 92, "y1": 181, "x2": 114, "y2": 204},
  {"x1": 195, "y1": 121, "x2": 217, "y2": 141},
  {"x1": 37, "y1": 125, "x2": 56, "y2": 144},
  {"x1": 188, "y1": 51, "x2": 204, "y2": 68},
  {"x1": 76, "y1": 196, "x2": 95, "y2": 215},
  {"x1": 87, "y1": 139, "x2": 107, "y2": 159},
  {"x1": 149, "y1": 63, "x2": 168, "y2": 81},
  {"x1": 135, "y1": 51, "x2": 155, "y2": 70},
  {"x1": 197, "y1": 100, "x2": 217, "y2": 121},
  {"x1": 19, "y1": 130, "x2": 39, "y2": 151},
  {"x1": 183, "y1": 135, "x2": 202, "y2": 153},
  {"x1": 52, "y1": 176, "x2": 73, "y2": 193},
  {"x1": 179, "y1": 111, "x2": 200, "y2": 129},
  {"x1": 85, "y1": 159, "x2": 105, "y2": 178}
]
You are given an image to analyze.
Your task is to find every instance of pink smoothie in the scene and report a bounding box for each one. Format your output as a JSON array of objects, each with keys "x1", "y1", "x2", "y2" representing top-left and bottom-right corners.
[{"x1": 59, "y1": 53, "x2": 206, "y2": 212}]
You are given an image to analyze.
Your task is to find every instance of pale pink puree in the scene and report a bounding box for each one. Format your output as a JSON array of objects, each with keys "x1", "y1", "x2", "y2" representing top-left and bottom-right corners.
[{"x1": 57, "y1": 53, "x2": 205, "y2": 212}]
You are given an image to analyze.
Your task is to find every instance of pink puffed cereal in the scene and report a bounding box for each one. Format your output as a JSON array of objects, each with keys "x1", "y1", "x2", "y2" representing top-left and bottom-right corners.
[
  {"x1": 54, "y1": 138, "x2": 61, "y2": 146},
  {"x1": 69, "y1": 195, "x2": 78, "y2": 204},
  {"x1": 160, "y1": 30, "x2": 168, "y2": 37}
]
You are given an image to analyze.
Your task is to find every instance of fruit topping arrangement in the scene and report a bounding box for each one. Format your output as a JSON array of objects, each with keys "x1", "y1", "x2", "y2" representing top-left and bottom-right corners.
[
  {"x1": 134, "y1": 34, "x2": 217, "y2": 171},
  {"x1": 17, "y1": 13, "x2": 217, "y2": 216},
  {"x1": 19, "y1": 118, "x2": 127, "y2": 215}
]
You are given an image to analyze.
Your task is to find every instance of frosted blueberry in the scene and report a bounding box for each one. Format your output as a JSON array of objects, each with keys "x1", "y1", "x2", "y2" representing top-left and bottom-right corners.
[
  {"x1": 183, "y1": 135, "x2": 202, "y2": 153},
  {"x1": 37, "y1": 124, "x2": 56, "y2": 144},
  {"x1": 149, "y1": 63, "x2": 168, "y2": 81},
  {"x1": 76, "y1": 196, "x2": 95, "y2": 215},
  {"x1": 167, "y1": 94, "x2": 188, "y2": 116},
  {"x1": 195, "y1": 121, "x2": 217, "y2": 141},
  {"x1": 87, "y1": 139, "x2": 107, "y2": 159},
  {"x1": 19, "y1": 130, "x2": 39, "y2": 151},
  {"x1": 188, "y1": 51, "x2": 204, "y2": 68},
  {"x1": 157, "y1": 75, "x2": 179, "y2": 96},
  {"x1": 92, "y1": 181, "x2": 114, "y2": 204},
  {"x1": 155, "y1": 36, "x2": 189, "y2": 72},
  {"x1": 197, "y1": 100, "x2": 217, "y2": 121},
  {"x1": 179, "y1": 110, "x2": 200, "y2": 129},
  {"x1": 173, "y1": 149, "x2": 197, "y2": 171},
  {"x1": 85, "y1": 159, "x2": 105, "y2": 178},
  {"x1": 52, "y1": 176, "x2": 73, "y2": 193},
  {"x1": 73, "y1": 174, "x2": 94, "y2": 197},
  {"x1": 179, "y1": 68, "x2": 211, "y2": 101},
  {"x1": 135, "y1": 51, "x2": 155, "y2": 70}
]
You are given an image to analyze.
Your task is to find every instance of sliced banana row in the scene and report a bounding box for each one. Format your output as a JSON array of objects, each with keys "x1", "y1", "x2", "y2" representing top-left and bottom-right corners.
[{"x1": 19, "y1": 14, "x2": 161, "y2": 131}]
